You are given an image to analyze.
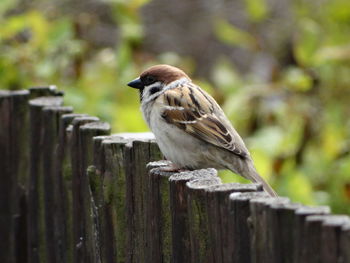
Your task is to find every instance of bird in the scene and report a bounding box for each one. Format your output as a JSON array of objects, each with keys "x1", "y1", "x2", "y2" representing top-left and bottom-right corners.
[{"x1": 127, "y1": 64, "x2": 277, "y2": 197}]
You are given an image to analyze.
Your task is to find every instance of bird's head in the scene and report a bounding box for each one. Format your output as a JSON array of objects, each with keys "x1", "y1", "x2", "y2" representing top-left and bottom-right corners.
[{"x1": 127, "y1": 64, "x2": 190, "y2": 101}]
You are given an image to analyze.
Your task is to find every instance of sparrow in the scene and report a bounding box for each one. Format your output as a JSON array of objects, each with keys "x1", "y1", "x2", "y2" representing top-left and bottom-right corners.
[{"x1": 127, "y1": 64, "x2": 277, "y2": 197}]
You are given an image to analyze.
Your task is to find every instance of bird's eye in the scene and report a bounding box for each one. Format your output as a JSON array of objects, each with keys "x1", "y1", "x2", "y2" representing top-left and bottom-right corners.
[{"x1": 144, "y1": 75, "x2": 156, "y2": 85}]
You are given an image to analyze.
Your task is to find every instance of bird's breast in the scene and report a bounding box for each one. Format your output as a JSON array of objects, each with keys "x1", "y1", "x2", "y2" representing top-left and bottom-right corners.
[{"x1": 147, "y1": 106, "x2": 217, "y2": 169}]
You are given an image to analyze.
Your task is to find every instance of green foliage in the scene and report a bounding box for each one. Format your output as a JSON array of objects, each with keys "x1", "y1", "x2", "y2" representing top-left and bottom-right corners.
[
  {"x1": 214, "y1": 19, "x2": 257, "y2": 50},
  {"x1": 1, "y1": 0, "x2": 350, "y2": 214},
  {"x1": 244, "y1": 0, "x2": 269, "y2": 22}
]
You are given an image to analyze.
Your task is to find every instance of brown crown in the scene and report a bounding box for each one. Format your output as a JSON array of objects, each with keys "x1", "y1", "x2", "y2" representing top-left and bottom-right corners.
[{"x1": 140, "y1": 64, "x2": 190, "y2": 85}]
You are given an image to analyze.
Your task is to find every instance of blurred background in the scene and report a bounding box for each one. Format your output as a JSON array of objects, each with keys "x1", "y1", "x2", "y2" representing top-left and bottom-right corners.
[{"x1": 1, "y1": 0, "x2": 350, "y2": 213}]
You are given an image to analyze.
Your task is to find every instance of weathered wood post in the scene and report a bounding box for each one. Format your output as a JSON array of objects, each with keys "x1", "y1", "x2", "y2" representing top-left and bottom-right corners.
[
  {"x1": 206, "y1": 183, "x2": 262, "y2": 263},
  {"x1": 320, "y1": 215, "x2": 350, "y2": 262},
  {"x1": 0, "y1": 90, "x2": 30, "y2": 263},
  {"x1": 300, "y1": 215, "x2": 350, "y2": 262},
  {"x1": 340, "y1": 223, "x2": 350, "y2": 263},
  {"x1": 169, "y1": 168, "x2": 222, "y2": 263},
  {"x1": 186, "y1": 175, "x2": 222, "y2": 263},
  {"x1": 146, "y1": 162, "x2": 174, "y2": 263},
  {"x1": 266, "y1": 202, "x2": 302, "y2": 263},
  {"x1": 81, "y1": 121, "x2": 111, "y2": 263},
  {"x1": 90, "y1": 135, "x2": 112, "y2": 263},
  {"x1": 229, "y1": 191, "x2": 270, "y2": 263},
  {"x1": 303, "y1": 215, "x2": 327, "y2": 263},
  {"x1": 94, "y1": 133, "x2": 160, "y2": 263},
  {"x1": 28, "y1": 96, "x2": 63, "y2": 263},
  {"x1": 249, "y1": 196, "x2": 289, "y2": 263},
  {"x1": 99, "y1": 136, "x2": 128, "y2": 263},
  {"x1": 122, "y1": 134, "x2": 162, "y2": 263},
  {"x1": 55, "y1": 113, "x2": 89, "y2": 263},
  {"x1": 71, "y1": 117, "x2": 110, "y2": 263},
  {"x1": 169, "y1": 170, "x2": 200, "y2": 263},
  {"x1": 293, "y1": 206, "x2": 330, "y2": 262},
  {"x1": 71, "y1": 116, "x2": 99, "y2": 262},
  {"x1": 42, "y1": 106, "x2": 73, "y2": 263},
  {"x1": 29, "y1": 86, "x2": 63, "y2": 99},
  {"x1": 302, "y1": 215, "x2": 350, "y2": 263}
]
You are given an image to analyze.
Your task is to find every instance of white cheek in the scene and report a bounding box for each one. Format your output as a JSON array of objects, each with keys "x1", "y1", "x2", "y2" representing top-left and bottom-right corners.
[{"x1": 142, "y1": 82, "x2": 163, "y2": 101}]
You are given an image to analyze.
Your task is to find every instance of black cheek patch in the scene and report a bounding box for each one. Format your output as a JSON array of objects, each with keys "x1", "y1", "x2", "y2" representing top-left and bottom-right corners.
[
  {"x1": 139, "y1": 88, "x2": 144, "y2": 101},
  {"x1": 149, "y1": 86, "x2": 161, "y2": 95}
]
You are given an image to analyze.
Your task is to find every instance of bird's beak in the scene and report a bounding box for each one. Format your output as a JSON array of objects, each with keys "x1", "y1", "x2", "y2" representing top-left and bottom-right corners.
[{"x1": 127, "y1": 78, "x2": 144, "y2": 90}]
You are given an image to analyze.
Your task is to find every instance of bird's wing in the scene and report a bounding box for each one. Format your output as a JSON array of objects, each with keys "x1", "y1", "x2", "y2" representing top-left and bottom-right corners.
[{"x1": 160, "y1": 83, "x2": 248, "y2": 159}]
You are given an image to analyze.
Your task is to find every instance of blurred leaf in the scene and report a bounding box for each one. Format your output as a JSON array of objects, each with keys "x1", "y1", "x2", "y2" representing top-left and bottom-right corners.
[
  {"x1": 250, "y1": 148, "x2": 273, "y2": 181},
  {"x1": 47, "y1": 18, "x2": 72, "y2": 46},
  {"x1": 283, "y1": 67, "x2": 313, "y2": 91},
  {"x1": 214, "y1": 19, "x2": 257, "y2": 49},
  {"x1": 294, "y1": 18, "x2": 322, "y2": 66},
  {"x1": 328, "y1": 0, "x2": 350, "y2": 23},
  {"x1": 315, "y1": 44, "x2": 350, "y2": 63},
  {"x1": 281, "y1": 170, "x2": 314, "y2": 205},
  {"x1": 212, "y1": 58, "x2": 242, "y2": 93},
  {"x1": 321, "y1": 123, "x2": 345, "y2": 159},
  {"x1": 108, "y1": 0, "x2": 150, "y2": 8},
  {"x1": 120, "y1": 22, "x2": 143, "y2": 41},
  {"x1": 219, "y1": 170, "x2": 250, "y2": 184},
  {"x1": 0, "y1": 0, "x2": 19, "y2": 17},
  {"x1": 194, "y1": 80, "x2": 215, "y2": 95},
  {"x1": 116, "y1": 42, "x2": 134, "y2": 76},
  {"x1": 273, "y1": 110, "x2": 305, "y2": 155},
  {"x1": 244, "y1": 0, "x2": 269, "y2": 22},
  {"x1": 328, "y1": 158, "x2": 350, "y2": 214},
  {"x1": 248, "y1": 126, "x2": 284, "y2": 157},
  {"x1": 114, "y1": 104, "x2": 148, "y2": 132}
]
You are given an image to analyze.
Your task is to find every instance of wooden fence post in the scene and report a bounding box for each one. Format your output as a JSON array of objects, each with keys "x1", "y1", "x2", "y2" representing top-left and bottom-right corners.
[
  {"x1": 229, "y1": 191, "x2": 270, "y2": 263},
  {"x1": 293, "y1": 206, "x2": 330, "y2": 262},
  {"x1": 71, "y1": 116, "x2": 99, "y2": 262},
  {"x1": 168, "y1": 168, "x2": 221, "y2": 263},
  {"x1": 266, "y1": 202, "x2": 303, "y2": 263},
  {"x1": 168, "y1": 170, "x2": 197, "y2": 263},
  {"x1": 186, "y1": 175, "x2": 222, "y2": 263},
  {"x1": 100, "y1": 136, "x2": 127, "y2": 263},
  {"x1": 42, "y1": 106, "x2": 73, "y2": 263},
  {"x1": 303, "y1": 215, "x2": 327, "y2": 263},
  {"x1": 249, "y1": 197, "x2": 290, "y2": 263},
  {"x1": 147, "y1": 166, "x2": 226, "y2": 263},
  {"x1": 55, "y1": 113, "x2": 89, "y2": 263},
  {"x1": 28, "y1": 96, "x2": 63, "y2": 263},
  {"x1": 146, "y1": 162, "x2": 174, "y2": 263},
  {"x1": 340, "y1": 223, "x2": 350, "y2": 263},
  {"x1": 29, "y1": 86, "x2": 63, "y2": 98},
  {"x1": 81, "y1": 122, "x2": 111, "y2": 263},
  {"x1": 90, "y1": 135, "x2": 111, "y2": 263},
  {"x1": 302, "y1": 215, "x2": 350, "y2": 263},
  {"x1": 300, "y1": 215, "x2": 350, "y2": 263},
  {"x1": 0, "y1": 90, "x2": 30, "y2": 263},
  {"x1": 71, "y1": 117, "x2": 110, "y2": 263},
  {"x1": 95, "y1": 133, "x2": 160, "y2": 263},
  {"x1": 321, "y1": 215, "x2": 350, "y2": 262},
  {"x1": 206, "y1": 183, "x2": 263, "y2": 263},
  {"x1": 123, "y1": 135, "x2": 162, "y2": 263}
]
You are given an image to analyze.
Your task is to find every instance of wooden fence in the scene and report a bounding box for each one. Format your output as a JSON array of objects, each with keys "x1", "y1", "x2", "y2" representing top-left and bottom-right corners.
[{"x1": 1, "y1": 87, "x2": 350, "y2": 263}]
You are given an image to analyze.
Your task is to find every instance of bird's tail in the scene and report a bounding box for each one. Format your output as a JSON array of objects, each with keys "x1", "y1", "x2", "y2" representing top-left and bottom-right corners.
[
  {"x1": 249, "y1": 169, "x2": 278, "y2": 197},
  {"x1": 229, "y1": 160, "x2": 278, "y2": 197}
]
